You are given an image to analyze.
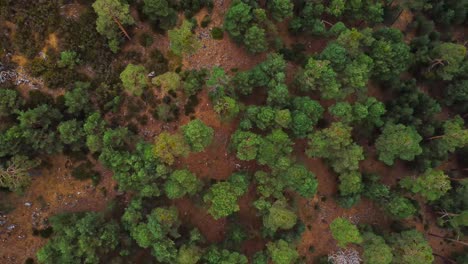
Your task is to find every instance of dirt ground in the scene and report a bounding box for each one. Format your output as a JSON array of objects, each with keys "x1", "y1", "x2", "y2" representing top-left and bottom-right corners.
[
  {"x1": 0, "y1": 156, "x2": 117, "y2": 263},
  {"x1": 1, "y1": 1, "x2": 466, "y2": 263}
]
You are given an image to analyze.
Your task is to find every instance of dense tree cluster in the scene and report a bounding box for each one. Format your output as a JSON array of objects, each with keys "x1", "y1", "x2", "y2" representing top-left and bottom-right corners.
[{"x1": 0, "y1": 0, "x2": 466, "y2": 263}]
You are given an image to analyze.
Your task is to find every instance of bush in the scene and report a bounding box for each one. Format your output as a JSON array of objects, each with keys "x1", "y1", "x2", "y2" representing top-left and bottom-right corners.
[{"x1": 211, "y1": 27, "x2": 224, "y2": 40}]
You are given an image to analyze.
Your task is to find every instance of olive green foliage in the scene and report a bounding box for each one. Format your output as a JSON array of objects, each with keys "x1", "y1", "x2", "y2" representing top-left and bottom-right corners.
[
  {"x1": 401, "y1": 169, "x2": 451, "y2": 201},
  {"x1": 0, "y1": 89, "x2": 22, "y2": 117},
  {"x1": 58, "y1": 120, "x2": 86, "y2": 151},
  {"x1": 83, "y1": 112, "x2": 107, "y2": 153},
  {"x1": 362, "y1": 232, "x2": 393, "y2": 264},
  {"x1": 430, "y1": 42, "x2": 466, "y2": 80},
  {"x1": 439, "y1": 116, "x2": 468, "y2": 152},
  {"x1": 375, "y1": 123, "x2": 423, "y2": 166},
  {"x1": 92, "y1": 0, "x2": 134, "y2": 49},
  {"x1": 290, "y1": 1, "x2": 383, "y2": 35},
  {"x1": 0, "y1": 155, "x2": 39, "y2": 192},
  {"x1": 126, "y1": 206, "x2": 181, "y2": 262},
  {"x1": 385, "y1": 195, "x2": 417, "y2": 219},
  {"x1": 230, "y1": 130, "x2": 263, "y2": 161},
  {"x1": 164, "y1": 169, "x2": 202, "y2": 199},
  {"x1": 120, "y1": 64, "x2": 148, "y2": 96},
  {"x1": 177, "y1": 245, "x2": 202, "y2": 264},
  {"x1": 64, "y1": 82, "x2": 93, "y2": 116},
  {"x1": 57, "y1": 50, "x2": 79, "y2": 69},
  {"x1": 291, "y1": 97, "x2": 324, "y2": 138},
  {"x1": 8, "y1": 104, "x2": 63, "y2": 155},
  {"x1": 266, "y1": 239, "x2": 298, "y2": 264},
  {"x1": 369, "y1": 28, "x2": 411, "y2": 81},
  {"x1": 168, "y1": 20, "x2": 200, "y2": 56},
  {"x1": 263, "y1": 200, "x2": 297, "y2": 232},
  {"x1": 214, "y1": 96, "x2": 240, "y2": 120},
  {"x1": 224, "y1": 1, "x2": 253, "y2": 42},
  {"x1": 36, "y1": 212, "x2": 119, "y2": 264},
  {"x1": 338, "y1": 171, "x2": 363, "y2": 196},
  {"x1": 307, "y1": 122, "x2": 364, "y2": 174},
  {"x1": 268, "y1": 0, "x2": 293, "y2": 22},
  {"x1": 100, "y1": 141, "x2": 166, "y2": 196},
  {"x1": 181, "y1": 119, "x2": 214, "y2": 152},
  {"x1": 203, "y1": 173, "x2": 248, "y2": 219},
  {"x1": 202, "y1": 247, "x2": 248, "y2": 264},
  {"x1": 329, "y1": 217, "x2": 363, "y2": 247},
  {"x1": 329, "y1": 97, "x2": 386, "y2": 128},
  {"x1": 153, "y1": 132, "x2": 189, "y2": 165},
  {"x1": 244, "y1": 25, "x2": 268, "y2": 53},
  {"x1": 296, "y1": 58, "x2": 342, "y2": 99},
  {"x1": 152, "y1": 72, "x2": 181, "y2": 92},
  {"x1": 257, "y1": 129, "x2": 293, "y2": 168},
  {"x1": 388, "y1": 229, "x2": 434, "y2": 264},
  {"x1": 283, "y1": 164, "x2": 318, "y2": 198}
]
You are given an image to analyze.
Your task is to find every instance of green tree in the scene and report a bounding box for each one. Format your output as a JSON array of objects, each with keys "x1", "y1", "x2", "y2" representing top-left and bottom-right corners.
[
  {"x1": 100, "y1": 142, "x2": 165, "y2": 196},
  {"x1": 329, "y1": 217, "x2": 363, "y2": 247},
  {"x1": 257, "y1": 129, "x2": 293, "y2": 168},
  {"x1": 375, "y1": 123, "x2": 423, "y2": 166},
  {"x1": 181, "y1": 119, "x2": 214, "y2": 152},
  {"x1": 127, "y1": 206, "x2": 180, "y2": 262},
  {"x1": 203, "y1": 247, "x2": 248, "y2": 264},
  {"x1": 224, "y1": 1, "x2": 252, "y2": 42},
  {"x1": 214, "y1": 96, "x2": 240, "y2": 120},
  {"x1": 283, "y1": 164, "x2": 318, "y2": 198},
  {"x1": 388, "y1": 229, "x2": 434, "y2": 264},
  {"x1": 385, "y1": 194, "x2": 417, "y2": 219},
  {"x1": 244, "y1": 25, "x2": 268, "y2": 53},
  {"x1": 120, "y1": 64, "x2": 148, "y2": 96},
  {"x1": 177, "y1": 245, "x2": 202, "y2": 264},
  {"x1": 401, "y1": 169, "x2": 451, "y2": 201},
  {"x1": 92, "y1": 0, "x2": 134, "y2": 49},
  {"x1": 338, "y1": 171, "x2": 363, "y2": 196},
  {"x1": 83, "y1": 112, "x2": 107, "y2": 153},
  {"x1": 369, "y1": 28, "x2": 410, "y2": 81},
  {"x1": 168, "y1": 20, "x2": 200, "y2": 56},
  {"x1": 164, "y1": 169, "x2": 202, "y2": 199},
  {"x1": 16, "y1": 104, "x2": 63, "y2": 154},
  {"x1": 445, "y1": 80, "x2": 468, "y2": 114},
  {"x1": 291, "y1": 96, "x2": 324, "y2": 138},
  {"x1": 203, "y1": 173, "x2": 248, "y2": 219},
  {"x1": 64, "y1": 82, "x2": 93, "y2": 115},
  {"x1": 153, "y1": 132, "x2": 189, "y2": 165},
  {"x1": 430, "y1": 42, "x2": 466, "y2": 80},
  {"x1": 57, "y1": 50, "x2": 79, "y2": 69},
  {"x1": 268, "y1": 0, "x2": 293, "y2": 22},
  {"x1": 266, "y1": 239, "x2": 299, "y2": 264},
  {"x1": 37, "y1": 212, "x2": 119, "y2": 264},
  {"x1": 152, "y1": 72, "x2": 181, "y2": 92},
  {"x1": 58, "y1": 120, "x2": 86, "y2": 151},
  {"x1": 327, "y1": 0, "x2": 345, "y2": 17},
  {"x1": 230, "y1": 130, "x2": 262, "y2": 161},
  {"x1": 263, "y1": 200, "x2": 297, "y2": 232},
  {"x1": 255, "y1": 171, "x2": 286, "y2": 201},
  {"x1": 0, "y1": 89, "x2": 22, "y2": 117},
  {"x1": 436, "y1": 116, "x2": 468, "y2": 153},
  {"x1": 142, "y1": 0, "x2": 177, "y2": 30},
  {"x1": 296, "y1": 58, "x2": 342, "y2": 99},
  {"x1": 307, "y1": 122, "x2": 363, "y2": 174},
  {"x1": 362, "y1": 232, "x2": 393, "y2": 264}
]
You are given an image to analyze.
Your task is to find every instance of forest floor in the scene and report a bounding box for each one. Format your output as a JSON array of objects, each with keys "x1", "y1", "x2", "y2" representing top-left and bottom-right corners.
[{"x1": 0, "y1": 1, "x2": 465, "y2": 263}]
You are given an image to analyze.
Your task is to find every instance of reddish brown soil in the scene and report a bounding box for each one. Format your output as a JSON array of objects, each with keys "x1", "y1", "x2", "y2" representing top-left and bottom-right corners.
[{"x1": 0, "y1": 156, "x2": 117, "y2": 263}]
